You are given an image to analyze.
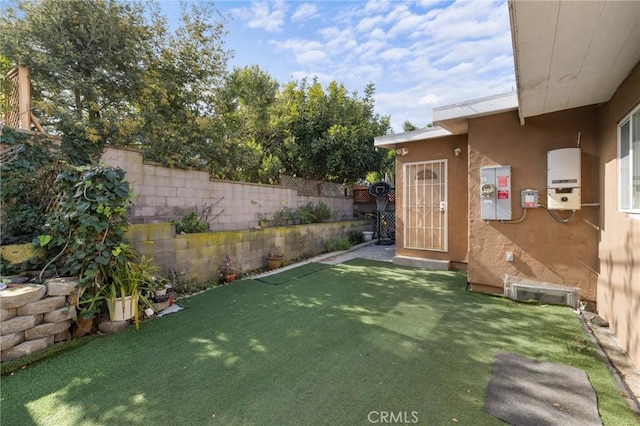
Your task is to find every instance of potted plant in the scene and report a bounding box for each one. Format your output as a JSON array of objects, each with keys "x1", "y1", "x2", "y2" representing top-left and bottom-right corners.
[
  {"x1": 152, "y1": 292, "x2": 171, "y2": 312},
  {"x1": 142, "y1": 274, "x2": 169, "y2": 298},
  {"x1": 266, "y1": 246, "x2": 284, "y2": 270},
  {"x1": 100, "y1": 249, "x2": 155, "y2": 329},
  {"x1": 219, "y1": 254, "x2": 238, "y2": 283}
]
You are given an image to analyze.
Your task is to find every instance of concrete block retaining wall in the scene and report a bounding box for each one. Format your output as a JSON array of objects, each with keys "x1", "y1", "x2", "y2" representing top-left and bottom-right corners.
[
  {"x1": 129, "y1": 221, "x2": 369, "y2": 283},
  {"x1": 101, "y1": 147, "x2": 354, "y2": 230},
  {"x1": 0, "y1": 221, "x2": 369, "y2": 361},
  {"x1": 0, "y1": 278, "x2": 77, "y2": 362}
]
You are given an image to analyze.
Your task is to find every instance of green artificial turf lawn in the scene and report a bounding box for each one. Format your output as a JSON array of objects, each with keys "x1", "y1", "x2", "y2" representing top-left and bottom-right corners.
[{"x1": 1, "y1": 259, "x2": 637, "y2": 425}]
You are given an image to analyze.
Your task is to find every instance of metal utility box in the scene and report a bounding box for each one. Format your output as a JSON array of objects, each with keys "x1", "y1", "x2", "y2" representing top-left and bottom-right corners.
[
  {"x1": 547, "y1": 148, "x2": 581, "y2": 210},
  {"x1": 480, "y1": 166, "x2": 512, "y2": 220},
  {"x1": 521, "y1": 189, "x2": 539, "y2": 208}
]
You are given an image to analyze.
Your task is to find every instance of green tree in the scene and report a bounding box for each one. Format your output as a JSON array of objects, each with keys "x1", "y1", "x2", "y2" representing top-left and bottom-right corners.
[
  {"x1": 402, "y1": 120, "x2": 419, "y2": 132},
  {"x1": 0, "y1": 0, "x2": 231, "y2": 162},
  {"x1": 138, "y1": 2, "x2": 231, "y2": 167},
  {"x1": 0, "y1": 0, "x2": 164, "y2": 137},
  {"x1": 213, "y1": 65, "x2": 281, "y2": 183},
  {"x1": 273, "y1": 78, "x2": 391, "y2": 183}
]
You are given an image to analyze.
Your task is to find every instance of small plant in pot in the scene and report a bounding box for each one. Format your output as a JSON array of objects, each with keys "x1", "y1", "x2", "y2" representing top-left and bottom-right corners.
[
  {"x1": 219, "y1": 254, "x2": 238, "y2": 283},
  {"x1": 266, "y1": 246, "x2": 284, "y2": 270},
  {"x1": 100, "y1": 249, "x2": 155, "y2": 329},
  {"x1": 143, "y1": 274, "x2": 170, "y2": 298},
  {"x1": 140, "y1": 273, "x2": 171, "y2": 316},
  {"x1": 151, "y1": 292, "x2": 171, "y2": 313}
]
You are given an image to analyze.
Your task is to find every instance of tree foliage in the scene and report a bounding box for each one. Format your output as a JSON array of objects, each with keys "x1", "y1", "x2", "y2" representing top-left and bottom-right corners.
[
  {"x1": 402, "y1": 120, "x2": 419, "y2": 132},
  {"x1": 0, "y1": 0, "x2": 164, "y2": 136},
  {"x1": 0, "y1": 126, "x2": 103, "y2": 246},
  {"x1": 1, "y1": 0, "x2": 391, "y2": 185},
  {"x1": 212, "y1": 65, "x2": 281, "y2": 183},
  {"x1": 138, "y1": 2, "x2": 231, "y2": 167},
  {"x1": 272, "y1": 78, "x2": 391, "y2": 183}
]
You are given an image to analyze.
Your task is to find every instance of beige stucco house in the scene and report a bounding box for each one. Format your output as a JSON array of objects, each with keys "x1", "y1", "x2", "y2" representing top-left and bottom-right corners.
[{"x1": 375, "y1": 1, "x2": 640, "y2": 367}]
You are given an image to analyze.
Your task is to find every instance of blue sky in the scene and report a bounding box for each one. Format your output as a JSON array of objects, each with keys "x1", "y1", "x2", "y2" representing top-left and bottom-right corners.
[{"x1": 162, "y1": 0, "x2": 516, "y2": 132}]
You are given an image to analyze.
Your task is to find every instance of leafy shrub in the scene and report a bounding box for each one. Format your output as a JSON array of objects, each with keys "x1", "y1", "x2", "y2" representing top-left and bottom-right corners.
[
  {"x1": 0, "y1": 127, "x2": 103, "y2": 245},
  {"x1": 37, "y1": 164, "x2": 133, "y2": 285},
  {"x1": 174, "y1": 212, "x2": 210, "y2": 234},
  {"x1": 348, "y1": 230, "x2": 364, "y2": 245},
  {"x1": 298, "y1": 202, "x2": 332, "y2": 224},
  {"x1": 258, "y1": 202, "x2": 333, "y2": 227},
  {"x1": 325, "y1": 237, "x2": 351, "y2": 252}
]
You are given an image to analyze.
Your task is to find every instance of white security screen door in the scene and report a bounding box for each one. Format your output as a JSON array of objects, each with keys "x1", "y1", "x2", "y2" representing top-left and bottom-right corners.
[{"x1": 403, "y1": 160, "x2": 447, "y2": 251}]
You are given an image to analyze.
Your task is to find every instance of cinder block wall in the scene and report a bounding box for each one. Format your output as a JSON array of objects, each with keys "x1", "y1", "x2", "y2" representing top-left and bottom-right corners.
[
  {"x1": 129, "y1": 221, "x2": 369, "y2": 282},
  {"x1": 102, "y1": 147, "x2": 354, "y2": 230}
]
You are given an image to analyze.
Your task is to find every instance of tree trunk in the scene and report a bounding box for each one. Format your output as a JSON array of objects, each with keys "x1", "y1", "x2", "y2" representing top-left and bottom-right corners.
[{"x1": 74, "y1": 88, "x2": 82, "y2": 120}]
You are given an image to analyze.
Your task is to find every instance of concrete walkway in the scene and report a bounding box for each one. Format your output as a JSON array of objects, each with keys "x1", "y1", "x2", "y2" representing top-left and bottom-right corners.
[
  {"x1": 250, "y1": 241, "x2": 393, "y2": 280},
  {"x1": 317, "y1": 241, "x2": 395, "y2": 265}
]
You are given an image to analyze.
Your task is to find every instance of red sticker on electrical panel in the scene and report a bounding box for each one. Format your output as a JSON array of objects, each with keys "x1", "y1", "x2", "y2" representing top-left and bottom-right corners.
[
  {"x1": 497, "y1": 176, "x2": 509, "y2": 188},
  {"x1": 497, "y1": 190, "x2": 509, "y2": 199}
]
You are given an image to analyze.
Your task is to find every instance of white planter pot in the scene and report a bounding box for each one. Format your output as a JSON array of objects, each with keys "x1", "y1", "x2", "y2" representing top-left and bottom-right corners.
[
  {"x1": 154, "y1": 288, "x2": 167, "y2": 297},
  {"x1": 362, "y1": 231, "x2": 374, "y2": 242},
  {"x1": 109, "y1": 295, "x2": 135, "y2": 321}
]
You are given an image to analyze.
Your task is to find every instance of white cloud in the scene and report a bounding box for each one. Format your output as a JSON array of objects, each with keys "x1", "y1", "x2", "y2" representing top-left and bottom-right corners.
[
  {"x1": 319, "y1": 26, "x2": 357, "y2": 54},
  {"x1": 336, "y1": 63, "x2": 384, "y2": 84},
  {"x1": 289, "y1": 70, "x2": 335, "y2": 84},
  {"x1": 369, "y1": 28, "x2": 387, "y2": 40},
  {"x1": 376, "y1": 89, "x2": 435, "y2": 129},
  {"x1": 417, "y1": 93, "x2": 442, "y2": 107},
  {"x1": 271, "y1": 38, "x2": 324, "y2": 53},
  {"x1": 379, "y1": 47, "x2": 411, "y2": 62},
  {"x1": 363, "y1": 0, "x2": 394, "y2": 14},
  {"x1": 291, "y1": 3, "x2": 318, "y2": 22},
  {"x1": 296, "y1": 50, "x2": 329, "y2": 64},
  {"x1": 244, "y1": 1, "x2": 288, "y2": 32},
  {"x1": 356, "y1": 16, "x2": 384, "y2": 33},
  {"x1": 387, "y1": 13, "x2": 428, "y2": 38}
]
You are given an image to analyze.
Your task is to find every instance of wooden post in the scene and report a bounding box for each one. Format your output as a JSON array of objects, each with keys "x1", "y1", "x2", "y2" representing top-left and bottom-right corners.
[{"x1": 18, "y1": 65, "x2": 32, "y2": 130}]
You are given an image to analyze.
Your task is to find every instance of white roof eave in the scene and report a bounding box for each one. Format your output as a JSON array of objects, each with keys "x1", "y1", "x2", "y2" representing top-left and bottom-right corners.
[
  {"x1": 374, "y1": 127, "x2": 453, "y2": 148},
  {"x1": 433, "y1": 91, "x2": 519, "y2": 134}
]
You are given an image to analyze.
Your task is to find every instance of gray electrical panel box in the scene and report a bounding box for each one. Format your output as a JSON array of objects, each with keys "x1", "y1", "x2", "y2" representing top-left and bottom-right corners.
[
  {"x1": 521, "y1": 189, "x2": 539, "y2": 208},
  {"x1": 480, "y1": 166, "x2": 512, "y2": 220}
]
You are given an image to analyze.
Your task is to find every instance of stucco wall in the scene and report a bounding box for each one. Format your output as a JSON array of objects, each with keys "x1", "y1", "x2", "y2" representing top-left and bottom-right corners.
[
  {"x1": 597, "y1": 61, "x2": 640, "y2": 367},
  {"x1": 394, "y1": 134, "x2": 469, "y2": 267},
  {"x1": 101, "y1": 147, "x2": 354, "y2": 230},
  {"x1": 467, "y1": 108, "x2": 600, "y2": 302}
]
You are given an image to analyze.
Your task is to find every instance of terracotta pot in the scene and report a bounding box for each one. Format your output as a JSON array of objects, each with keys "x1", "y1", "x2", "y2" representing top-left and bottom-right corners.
[
  {"x1": 266, "y1": 255, "x2": 284, "y2": 270},
  {"x1": 224, "y1": 273, "x2": 237, "y2": 283},
  {"x1": 74, "y1": 316, "x2": 94, "y2": 338}
]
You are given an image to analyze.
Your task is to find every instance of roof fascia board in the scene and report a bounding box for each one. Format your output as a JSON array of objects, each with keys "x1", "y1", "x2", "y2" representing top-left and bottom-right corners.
[
  {"x1": 433, "y1": 91, "x2": 519, "y2": 122},
  {"x1": 433, "y1": 91, "x2": 519, "y2": 133},
  {"x1": 374, "y1": 127, "x2": 453, "y2": 148},
  {"x1": 508, "y1": 0, "x2": 525, "y2": 125}
]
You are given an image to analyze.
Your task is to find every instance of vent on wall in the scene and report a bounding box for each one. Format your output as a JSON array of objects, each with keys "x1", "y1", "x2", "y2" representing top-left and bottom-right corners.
[{"x1": 503, "y1": 275, "x2": 580, "y2": 308}]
